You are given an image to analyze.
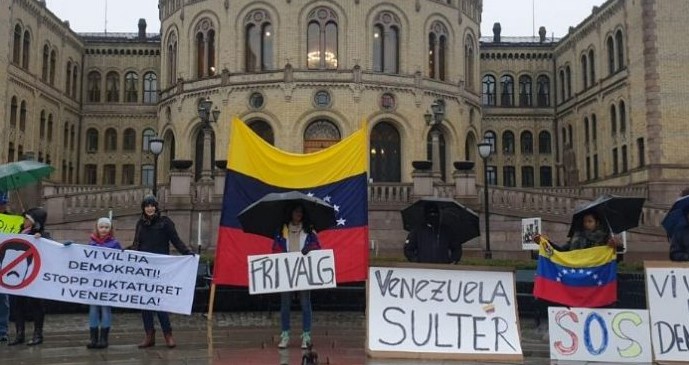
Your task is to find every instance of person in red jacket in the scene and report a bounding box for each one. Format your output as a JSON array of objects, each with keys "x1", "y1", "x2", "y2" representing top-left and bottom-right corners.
[{"x1": 272, "y1": 203, "x2": 320, "y2": 350}]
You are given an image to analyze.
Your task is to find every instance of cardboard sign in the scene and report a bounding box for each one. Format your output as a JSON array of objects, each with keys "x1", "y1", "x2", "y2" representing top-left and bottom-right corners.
[
  {"x1": 521, "y1": 217, "x2": 541, "y2": 250},
  {"x1": 248, "y1": 249, "x2": 336, "y2": 294},
  {"x1": 645, "y1": 262, "x2": 689, "y2": 362},
  {"x1": 0, "y1": 213, "x2": 23, "y2": 234},
  {"x1": 367, "y1": 265, "x2": 522, "y2": 362},
  {"x1": 548, "y1": 307, "x2": 652, "y2": 363}
]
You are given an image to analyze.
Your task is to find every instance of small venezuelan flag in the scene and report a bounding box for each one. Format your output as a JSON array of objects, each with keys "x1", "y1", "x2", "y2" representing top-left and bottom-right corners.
[
  {"x1": 533, "y1": 236, "x2": 617, "y2": 307},
  {"x1": 213, "y1": 117, "x2": 369, "y2": 286}
]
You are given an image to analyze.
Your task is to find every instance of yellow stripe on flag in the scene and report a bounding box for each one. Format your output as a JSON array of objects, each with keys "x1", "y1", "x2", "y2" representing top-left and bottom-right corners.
[
  {"x1": 227, "y1": 117, "x2": 367, "y2": 188},
  {"x1": 537, "y1": 236, "x2": 616, "y2": 268}
]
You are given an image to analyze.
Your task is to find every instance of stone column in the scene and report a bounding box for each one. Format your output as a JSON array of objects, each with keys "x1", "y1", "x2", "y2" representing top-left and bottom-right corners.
[
  {"x1": 412, "y1": 161, "x2": 434, "y2": 198},
  {"x1": 453, "y1": 170, "x2": 477, "y2": 197},
  {"x1": 201, "y1": 126, "x2": 213, "y2": 181},
  {"x1": 168, "y1": 169, "x2": 193, "y2": 206},
  {"x1": 430, "y1": 129, "x2": 442, "y2": 180}
]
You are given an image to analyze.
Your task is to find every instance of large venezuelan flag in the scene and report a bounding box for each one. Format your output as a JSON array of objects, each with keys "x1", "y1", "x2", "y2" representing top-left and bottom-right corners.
[
  {"x1": 213, "y1": 118, "x2": 369, "y2": 286},
  {"x1": 533, "y1": 237, "x2": 617, "y2": 307}
]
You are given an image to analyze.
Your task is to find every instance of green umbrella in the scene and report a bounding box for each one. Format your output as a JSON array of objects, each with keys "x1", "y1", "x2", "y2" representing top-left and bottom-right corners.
[{"x1": 0, "y1": 160, "x2": 55, "y2": 192}]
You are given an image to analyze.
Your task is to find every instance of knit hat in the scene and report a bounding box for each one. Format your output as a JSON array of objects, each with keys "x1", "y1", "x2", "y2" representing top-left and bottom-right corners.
[
  {"x1": 141, "y1": 195, "x2": 158, "y2": 210},
  {"x1": 97, "y1": 217, "x2": 112, "y2": 227}
]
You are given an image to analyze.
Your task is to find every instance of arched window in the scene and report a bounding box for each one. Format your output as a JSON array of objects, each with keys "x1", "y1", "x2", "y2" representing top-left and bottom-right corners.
[
  {"x1": 592, "y1": 114, "x2": 598, "y2": 142},
  {"x1": 428, "y1": 21, "x2": 448, "y2": 80},
  {"x1": 88, "y1": 71, "x2": 101, "y2": 102},
  {"x1": 8, "y1": 143, "x2": 15, "y2": 162},
  {"x1": 565, "y1": 66, "x2": 572, "y2": 98},
  {"x1": 22, "y1": 30, "x2": 30, "y2": 69},
  {"x1": 123, "y1": 128, "x2": 136, "y2": 151},
  {"x1": 106, "y1": 71, "x2": 120, "y2": 102},
  {"x1": 303, "y1": 119, "x2": 341, "y2": 153},
  {"x1": 610, "y1": 104, "x2": 617, "y2": 135},
  {"x1": 39, "y1": 111, "x2": 46, "y2": 139},
  {"x1": 13, "y1": 25, "x2": 21, "y2": 64},
  {"x1": 615, "y1": 30, "x2": 625, "y2": 70},
  {"x1": 10, "y1": 97, "x2": 17, "y2": 128},
  {"x1": 520, "y1": 131, "x2": 533, "y2": 154},
  {"x1": 465, "y1": 132, "x2": 476, "y2": 161},
  {"x1": 538, "y1": 131, "x2": 551, "y2": 154},
  {"x1": 561, "y1": 127, "x2": 567, "y2": 147},
  {"x1": 66, "y1": 61, "x2": 72, "y2": 94},
  {"x1": 370, "y1": 121, "x2": 401, "y2": 182},
  {"x1": 568, "y1": 125, "x2": 573, "y2": 146},
  {"x1": 63, "y1": 124, "x2": 69, "y2": 147},
  {"x1": 502, "y1": 131, "x2": 515, "y2": 154},
  {"x1": 581, "y1": 54, "x2": 588, "y2": 90},
  {"x1": 70, "y1": 125, "x2": 76, "y2": 151},
  {"x1": 588, "y1": 49, "x2": 596, "y2": 85},
  {"x1": 584, "y1": 117, "x2": 590, "y2": 144},
  {"x1": 19, "y1": 101, "x2": 26, "y2": 132},
  {"x1": 372, "y1": 11, "x2": 401, "y2": 74},
  {"x1": 536, "y1": 75, "x2": 550, "y2": 107},
  {"x1": 49, "y1": 50, "x2": 56, "y2": 85},
  {"x1": 427, "y1": 128, "x2": 447, "y2": 181},
  {"x1": 559, "y1": 69, "x2": 565, "y2": 103},
  {"x1": 482, "y1": 75, "x2": 496, "y2": 106},
  {"x1": 500, "y1": 75, "x2": 514, "y2": 107},
  {"x1": 167, "y1": 32, "x2": 178, "y2": 85},
  {"x1": 72, "y1": 65, "x2": 78, "y2": 97},
  {"x1": 307, "y1": 8, "x2": 338, "y2": 70},
  {"x1": 194, "y1": 18, "x2": 216, "y2": 78},
  {"x1": 518, "y1": 75, "x2": 532, "y2": 107},
  {"x1": 607, "y1": 36, "x2": 615, "y2": 75},
  {"x1": 465, "y1": 36, "x2": 475, "y2": 90},
  {"x1": 42, "y1": 45, "x2": 49, "y2": 81},
  {"x1": 484, "y1": 131, "x2": 497, "y2": 153},
  {"x1": 142, "y1": 128, "x2": 156, "y2": 151},
  {"x1": 245, "y1": 10, "x2": 274, "y2": 72},
  {"x1": 86, "y1": 128, "x2": 99, "y2": 153},
  {"x1": 105, "y1": 128, "x2": 117, "y2": 152},
  {"x1": 248, "y1": 120, "x2": 275, "y2": 145},
  {"x1": 619, "y1": 100, "x2": 626, "y2": 134},
  {"x1": 143, "y1": 72, "x2": 158, "y2": 103},
  {"x1": 47, "y1": 114, "x2": 53, "y2": 142},
  {"x1": 125, "y1": 72, "x2": 139, "y2": 102}
]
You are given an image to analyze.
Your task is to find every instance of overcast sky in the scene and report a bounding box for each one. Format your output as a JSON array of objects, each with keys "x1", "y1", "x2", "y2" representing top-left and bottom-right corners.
[{"x1": 46, "y1": 0, "x2": 607, "y2": 37}]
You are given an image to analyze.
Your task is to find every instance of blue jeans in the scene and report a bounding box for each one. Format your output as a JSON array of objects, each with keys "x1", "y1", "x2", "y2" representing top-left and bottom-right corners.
[
  {"x1": 88, "y1": 305, "x2": 112, "y2": 328},
  {"x1": 0, "y1": 294, "x2": 8, "y2": 336},
  {"x1": 280, "y1": 291, "x2": 311, "y2": 332},
  {"x1": 141, "y1": 311, "x2": 171, "y2": 334}
]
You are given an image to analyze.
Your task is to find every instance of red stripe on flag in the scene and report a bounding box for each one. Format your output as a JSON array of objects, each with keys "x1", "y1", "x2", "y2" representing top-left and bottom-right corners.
[
  {"x1": 213, "y1": 226, "x2": 369, "y2": 286},
  {"x1": 533, "y1": 276, "x2": 617, "y2": 308}
]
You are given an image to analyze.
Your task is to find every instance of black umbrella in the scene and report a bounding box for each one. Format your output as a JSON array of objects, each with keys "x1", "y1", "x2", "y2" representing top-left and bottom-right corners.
[
  {"x1": 568, "y1": 194, "x2": 645, "y2": 237},
  {"x1": 237, "y1": 191, "x2": 336, "y2": 238},
  {"x1": 401, "y1": 197, "x2": 480, "y2": 244}
]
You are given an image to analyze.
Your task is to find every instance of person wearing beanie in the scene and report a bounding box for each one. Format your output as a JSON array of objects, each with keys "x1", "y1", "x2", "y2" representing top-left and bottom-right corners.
[
  {"x1": 8, "y1": 207, "x2": 49, "y2": 346},
  {"x1": 132, "y1": 195, "x2": 193, "y2": 349},
  {"x1": 85, "y1": 217, "x2": 122, "y2": 349}
]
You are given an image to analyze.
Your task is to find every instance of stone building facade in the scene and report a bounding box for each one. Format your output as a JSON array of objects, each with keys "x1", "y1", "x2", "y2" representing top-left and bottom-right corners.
[{"x1": 2, "y1": 0, "x2": 688, "y2": 205}]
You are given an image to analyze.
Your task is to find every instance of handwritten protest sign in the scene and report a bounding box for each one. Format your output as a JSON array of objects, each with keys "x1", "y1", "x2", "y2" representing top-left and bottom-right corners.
[
  {"x1": 548, "y1": 307, "x2": 652, "y2": 363},
  {"x1": 645, "y1": 261, "x2": 689, "y2": 362},
  {"x1": 0, "y1": 233, "x2": 199, "y2": 314},
  {"x1": 0, "y1": 214, "x2": 23, "y2": 234},
  {"x1": 367, "y1": 264, "x2": 522, "y2": 362},
  {"x1": 248, "y1": 250, "x2": 336, "y2": 294}
]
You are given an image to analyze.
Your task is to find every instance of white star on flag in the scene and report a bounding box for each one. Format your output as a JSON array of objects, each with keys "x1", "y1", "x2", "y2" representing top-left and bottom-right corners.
[
  {"x1": 323, "y1": 196, "x2": 331, "y2": 203},
  {"x1": 306, "y1": 192, "x2": 314, "y2": 197},
  {"x1": 592, "y1": 274, "x2": 598, "y2": 280},
  {"x1": 578, "y1": 269, "x2": 584, "y2": 274},
  {"x1": 333, "y1": 204, "x2": 340, "y2": 212},
  {"x1": 597, "y1": 280, "x2": 603, "y2": 286},
  {"x1": 336, "y1": 218, "x2": 346, "y2": 226},
  {"x1": 556, "y1": 277, "x2": 561, "y2": 282}
]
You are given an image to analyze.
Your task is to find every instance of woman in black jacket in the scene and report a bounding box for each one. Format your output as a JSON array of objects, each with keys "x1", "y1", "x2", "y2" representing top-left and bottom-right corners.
[{"x1": 132, "y1": 195, "x2": 192, "y2": 349}]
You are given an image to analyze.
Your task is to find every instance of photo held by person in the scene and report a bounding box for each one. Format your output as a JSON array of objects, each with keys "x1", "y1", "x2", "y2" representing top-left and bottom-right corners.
[{"x1": 131, "y1": 195, "x2": 194, "y2": 349}]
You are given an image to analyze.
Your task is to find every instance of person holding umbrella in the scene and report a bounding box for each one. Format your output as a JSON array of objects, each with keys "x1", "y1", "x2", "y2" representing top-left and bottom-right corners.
[
  {"x1": 538, "y1": 211, "x2": 619, "y2": 252},
  {"x1": 402, "y1": 201, "x2": 467, "y2": 264},
  {"x1": 669, "y1": 206, "x2": 689, "y2": 261}
]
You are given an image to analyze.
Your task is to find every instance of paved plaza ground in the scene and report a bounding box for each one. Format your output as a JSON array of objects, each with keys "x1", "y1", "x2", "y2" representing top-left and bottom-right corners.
[{"x1": 0, "y1": 311, "x2": 563, "y2": 364}]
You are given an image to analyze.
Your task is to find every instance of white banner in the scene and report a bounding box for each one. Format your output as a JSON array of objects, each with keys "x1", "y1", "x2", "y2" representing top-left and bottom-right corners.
[
  {"x1": 248, "y1": 250, "x2": 336, "y2": 295},
  {"x1": 548, "y1": 307, "x2": 652, "y2": 363},
  {"x1": 367, "y1": 266, "x2": 522, "y2": 361},
  {"x1": 0, "y1": 234, "x2": 199, "y2": 315},
  {"x1": 645, "y1": 264, "x2": 689, "y2": 362}
]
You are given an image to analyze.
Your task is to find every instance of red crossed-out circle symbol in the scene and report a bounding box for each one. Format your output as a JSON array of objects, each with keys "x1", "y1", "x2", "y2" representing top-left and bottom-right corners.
[{"x1": 0, "y1": 238, "x2": 42, "y2": 290}]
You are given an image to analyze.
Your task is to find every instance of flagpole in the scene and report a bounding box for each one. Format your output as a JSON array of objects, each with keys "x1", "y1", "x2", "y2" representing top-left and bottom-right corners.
[{"x1": 206, "y1": 283, "x2": 217, "y2": 321}]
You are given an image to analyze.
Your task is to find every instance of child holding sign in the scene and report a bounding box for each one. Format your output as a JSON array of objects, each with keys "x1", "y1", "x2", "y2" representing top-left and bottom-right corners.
[{"x1": 86, "y1": 217, "x2": 122, "y2": 349}]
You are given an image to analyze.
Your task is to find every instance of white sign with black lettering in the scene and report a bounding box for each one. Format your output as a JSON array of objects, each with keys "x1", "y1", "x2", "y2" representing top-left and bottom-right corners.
[
  {"x1": 248, "y1": 250, "x2": 336, "y2": 294},
  {"x1": 367, "y1": 266, "x2": 522, "y2": 361},
  {"x1": 645, "y1": 264, "x2": 689, "y2": 362}
]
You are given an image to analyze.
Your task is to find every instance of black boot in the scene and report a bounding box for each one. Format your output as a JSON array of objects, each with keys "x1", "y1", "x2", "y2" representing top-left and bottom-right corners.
[
  {"x1": 8, "y1": 324, "x2": 25, "y2": 346},
  {"x1": 26, "y1": 326, "x2": 43, "y2": 346},
  {"x1": 86, "y1": 327, "x2": 99, "y2": 349},
  {"x1": 97, "y1": 327, "x2": 110, "y2": 349}
]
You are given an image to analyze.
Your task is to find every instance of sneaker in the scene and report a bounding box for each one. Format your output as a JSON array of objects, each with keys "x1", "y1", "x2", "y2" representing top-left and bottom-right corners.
[
  {"x1": 278, "y1": 331, "x2": 290, "y2": 349},
  {"x1": 301, "y1": 331, "x2": 311, "y2": 349}
]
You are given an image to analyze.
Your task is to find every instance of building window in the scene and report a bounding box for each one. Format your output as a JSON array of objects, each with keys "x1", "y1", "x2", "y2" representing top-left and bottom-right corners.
[
  {"x1": 482, "y1": 75, "x2": 496, "y2": 106},
  {"x1": 616, "y1": 30, "x2": 625, "y2": 70},
  {"x1": 370, "y1": 121, "x2": 401, "y2": 182},
  {"x1": 85, "y1": 164, "x2": 98, "y2": 185},
  {"x1": 372, "y1": 11, "x2": 400, "y2": 74},
  {"x1": 39, "y1": 111, "x2": 46, "y2": 139},
  {"x1": 539, "y1": 166, "x2": 552, "y2": 187},
  {"x1": 538, "y1": 131, "x2": 552, "y2": 154},
  {"x1": 536, "y1": 75, "x2": 550, "y2": 107},
  {"x1": 612, "y1": 148, "x2": 619, "y2": 175},
  {"x1": 521, "y1": 166, "x2": 534, "y2": 187},
  {"x1": 520, "y1": 131, "x2": 533, "y2": 154},
  {"x1": 586, "y1": 156, "x2": 591, "y2": 181},
  {"x1": 428, "y1": 21, "x2": 448, "y2": 80},
  {"x1": 88, "y1": 71, "x2": 101, "y2": 102},
  {"x1": 66, "y1": 61, "x2": 72, "y2": 94},
  {"x1": 167, "y1": 32, "x2": 178, "y2": 85},
  {"x1": 249, "y1": 92, "x2": 265, "y2": 109},
  {"x1": 125, "y1": 72, "x2": 139, "y2": 103},
  {"x1": 486, "y1": 166, "x2": 497, "y2": 186},
  {"x1": 559, "y1": 70, "x2": 565, "y2": 104},
  {"x1": 619, "y1": 101, "x2": 626, "y2": 134},
  {"x1": 195, "y1": 18, "x2": 216, "y2": 78},
  {"x1": 500, "y1": 75, "x2": 514, "y2": 107},
  {"x1": 307, "y1": 8, "x2": 338, "y2": 70},
  {"x1": 17, "y1": 145, "x2": 23, "y2": 161},
  {"x1": 22, "y1": 31, "x2": 31, "y2": 69},
  {"x1": 86, "y1": 128, "x2": 99, "y2": 153},
  {"x1": 591, "y1": 114, "x2": 598, "y2": 142},
  {"x1": 105, "y1": 128, "x2": 117, "y2": 152},
  {"x1": 565, "y1": 66, "x2": 572, "y2": 99},
  {"x1": 593, "y1": 154, "x2": 599, "y2": 179},
  {"x1": 122, "y1": 164, "x2": 135, "y2": 185},
  {"x1": 621, "y1": 145, "x2": 628, "y2": 173},
  {"x1": 248, "y1": 120, "x2": 275, "y2": 145},
  {"x1": 245, "y1": 10, "x2": 274, "y2": 72},
  {"x1": 465, "y1": 36, "x2": 475, "y2": 90},
  {"x1": 142, "y1": 164, "x2": 154, "y2": 186},
  {"x1": 47, "y1": 115, "x2": 53, "y2": 142},
  {"x1": 502, "y1": 131, "x2": 515, "y2": 155},
  {"x1": 10, "y1": 97, "x2": 17, "y2": 128},
  {"x1": 143, "y1": 72, "x2": 157, "y2": 104},
  {"x1": 518, "y1": 75, "x2": 532, "y2": 107},
  {"x1": 484, "y1": 131, "x2": 497, "y2": 154},
  {"x1": 7, "y1": 143, "x2": 14, "y2": 163},
  {"x1": 607, "y1": 36, "x2": 615, "y2": 75},
  {"x1": 610, "y1": 104, "x2": 617, "y2": 135},
  {"x1": 581, "y1": 54, "x2": 588, "y2": 90},
  {"x1": 13, "y1": 25, "x2": 21, "y2": 64},
  {"x1": 588, "y1": 49, "x2": 595, "y2": 85},
  {"x1": 42, "y1": 45, "x2": 49, "y2": 81},
  {"x1": 584, "y1": 117, "x2": 590, "y2": 144},
  {"x1": 380, "y1": 93, "x2": 396, "y2": 111},
  {"x1": 303, "y1": 119, "x2": 341, "y2": 153},
  {"x1": 142, "y1": 128, "x2": 156, "y2": 151},
  {"x1": 70, "y1": 125, "x2": 76, "y2": 151},
  {"x1": 72, "y1": 65, "x2": 78, "y2": 97},
  {"x1": 63, "y1": 124, "x2": 69, "y2": 147},
  {"x1": 49, "y1": 50, "x2": 56, "y2": 85},
  {"x1": 503, "y1": 166, "x2": 516, "y2": 187},
  {"x1": 637, "y1": 138, "x2": 645, "y2": 167},
  {"x1": 313, "y1": 90, "x2": 332, "y2": 108},
  {"x1": 106, "y1": 72, "x2": 120, "y2": 102},
  {"x1": 123, "y1": 128, "x2": 136, "y2": 151},
  {"x1": 19, "y1": 101, "x2": 26, "y2": 132},
  {"x1": 103, "y1": 164, "x2": 116, "y2": 185}
]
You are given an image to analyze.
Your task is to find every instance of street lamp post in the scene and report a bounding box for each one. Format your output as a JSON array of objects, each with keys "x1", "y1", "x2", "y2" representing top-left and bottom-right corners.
[
  {"x1": 477, "y1": 139, "x2": 493, "y2": 259},
  {"x1": 197, "y1": 98, "x2": 220, "y2": 180},
  {"x1": 149, "y1": 136, "x2": 164, "y2": 197}
]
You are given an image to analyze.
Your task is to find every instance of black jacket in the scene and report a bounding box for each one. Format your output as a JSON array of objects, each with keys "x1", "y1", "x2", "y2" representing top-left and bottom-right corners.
[
  {"x1": 670, "y1": 225, "x2": 689, "y2": 262},
  {"x1": 404, "y1": 223, "x2": 461, "y2": 264},
  {"x1": 133, "y1": 215, "x2": 191, "y2": 255}
]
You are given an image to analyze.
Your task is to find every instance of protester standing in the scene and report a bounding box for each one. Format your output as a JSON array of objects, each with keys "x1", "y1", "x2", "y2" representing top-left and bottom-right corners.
[
  {"x1": 536, "y1": 211, "x2": 619, "y2": 252},
  {"x1": 403, "y1": 203, "x2": 462, "y2": 264}
]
